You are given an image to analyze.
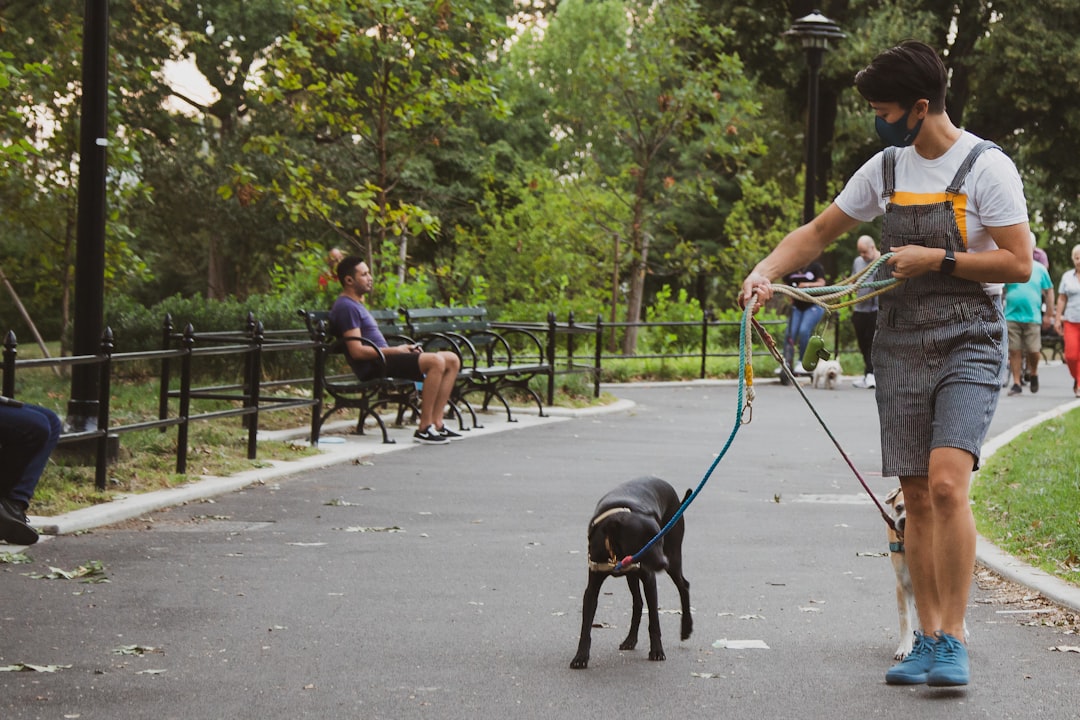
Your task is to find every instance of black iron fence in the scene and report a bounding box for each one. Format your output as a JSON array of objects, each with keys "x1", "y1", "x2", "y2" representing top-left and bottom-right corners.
[{"x1": 2, "y1": 309, "x2": 804, "y2": 490}]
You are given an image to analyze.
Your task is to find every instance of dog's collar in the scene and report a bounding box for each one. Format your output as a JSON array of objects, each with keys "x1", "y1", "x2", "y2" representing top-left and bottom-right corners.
[
  {"x1": 889, "y1": 541, "x2": 904, "y2": 553},
  {"x1": 588, "y1": 558, "x2": 641, "y2": 573},
  {"x1": 590, "y1": 507, "x2": 631, "y2": 527}
]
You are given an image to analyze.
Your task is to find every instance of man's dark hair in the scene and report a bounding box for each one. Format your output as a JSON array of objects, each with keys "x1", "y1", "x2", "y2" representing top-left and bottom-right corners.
[
  {"x1": 336, "y1": 255, "x2": 365, "y2": 285},
  {"x1": 854, "y1": 40, "x2": 948, "y2": 113}
]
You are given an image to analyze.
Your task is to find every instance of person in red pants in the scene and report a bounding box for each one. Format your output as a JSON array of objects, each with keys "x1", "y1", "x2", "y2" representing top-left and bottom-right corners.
[{"x1": 1053, "y1": 244, "x2": 1080, "y2": 397}]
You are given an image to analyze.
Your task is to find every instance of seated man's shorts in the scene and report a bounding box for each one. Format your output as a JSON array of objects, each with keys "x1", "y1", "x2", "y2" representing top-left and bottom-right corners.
[{"x1": 355, "y1": 351, "x2": 422, "y2": 382}]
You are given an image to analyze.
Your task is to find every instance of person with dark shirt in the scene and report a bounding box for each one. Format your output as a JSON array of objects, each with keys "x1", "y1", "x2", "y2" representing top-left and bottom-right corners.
[
  {"x1": 328, "y1": 256, "x2": 462, "y2": 445},
  {"x1": 780, "y1": 260, "x2": 827, "y2": 374}
]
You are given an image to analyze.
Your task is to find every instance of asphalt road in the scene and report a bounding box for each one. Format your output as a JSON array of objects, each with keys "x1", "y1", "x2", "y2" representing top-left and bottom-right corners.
[{"x1": 3, "y1": 364, "x2": 1079, "y2": 720}]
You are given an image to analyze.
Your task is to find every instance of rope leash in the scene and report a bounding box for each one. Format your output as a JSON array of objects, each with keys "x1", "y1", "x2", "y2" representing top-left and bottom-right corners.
[{"x1": 612, "y1": 258, "x2": 901, "y2": 571}]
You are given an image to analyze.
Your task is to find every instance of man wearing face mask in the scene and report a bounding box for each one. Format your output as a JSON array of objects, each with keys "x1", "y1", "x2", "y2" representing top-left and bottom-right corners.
[{"x1": 741, "y1": 40, "x2": 1031, "y2": 687}]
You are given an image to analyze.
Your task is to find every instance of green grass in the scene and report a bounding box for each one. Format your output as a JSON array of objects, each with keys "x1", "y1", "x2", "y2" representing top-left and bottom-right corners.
[{"x1": 972, "y1": 408, "x2": 1080, "y2": 587}]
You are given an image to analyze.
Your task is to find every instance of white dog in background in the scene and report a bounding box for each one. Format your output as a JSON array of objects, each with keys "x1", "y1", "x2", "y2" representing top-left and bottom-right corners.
[{"x1": 811, "y1": 359, "x2": 842, "y2": 389}]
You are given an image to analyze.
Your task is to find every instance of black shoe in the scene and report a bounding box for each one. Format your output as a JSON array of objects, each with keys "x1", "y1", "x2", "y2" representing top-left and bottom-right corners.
[
  {"x1": 1007, "y1": 383, "x2": 1022, "y2": 396},
  {"x1": 436, "y1": 426, "x2": 463, "y2": 441},
  {"x1": 0, "y1": 497, "x2": 39, "y2": 545},
  {"x1": 1029, "y1": 375, "x2": 1039, "y2": 393},
  {"x1": 413, "y1": 425, "x2": 449, "y2": 445}
]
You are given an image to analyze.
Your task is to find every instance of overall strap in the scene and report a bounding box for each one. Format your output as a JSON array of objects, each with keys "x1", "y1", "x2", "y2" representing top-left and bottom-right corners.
[
  {"x1": 881, "y1": 146, "x2": 898, "y2": 199},
  {"x1": 946, "y1": 140, "x2": 1001, "y2": 194}
]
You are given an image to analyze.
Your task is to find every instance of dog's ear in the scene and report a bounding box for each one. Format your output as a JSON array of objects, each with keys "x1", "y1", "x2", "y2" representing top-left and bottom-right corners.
[{"x1": 884, "y1": 486, "x2": 902, "y2": 504}]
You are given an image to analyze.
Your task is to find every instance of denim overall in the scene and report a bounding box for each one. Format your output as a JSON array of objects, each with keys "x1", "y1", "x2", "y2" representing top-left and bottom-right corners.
[{"x1": 872, "y1": 141, "x2": 1007, "y2": 477}]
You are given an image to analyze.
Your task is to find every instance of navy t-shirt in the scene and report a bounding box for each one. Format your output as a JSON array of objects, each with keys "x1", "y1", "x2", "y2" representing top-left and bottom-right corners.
[{"x1": 783, "y1": 262, "x2": 825, "y2": 311}]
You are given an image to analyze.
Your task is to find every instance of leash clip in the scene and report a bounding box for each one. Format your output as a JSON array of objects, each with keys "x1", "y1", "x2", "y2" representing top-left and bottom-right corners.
[{"x1": 741, "y1": 400, "x2": 753, "y2": 425}]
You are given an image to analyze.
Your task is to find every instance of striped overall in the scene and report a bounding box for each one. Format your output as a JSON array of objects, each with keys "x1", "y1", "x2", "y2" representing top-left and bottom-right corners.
[{"x1": 873, "y1": 141, "x2": 1007, "y2": 478}]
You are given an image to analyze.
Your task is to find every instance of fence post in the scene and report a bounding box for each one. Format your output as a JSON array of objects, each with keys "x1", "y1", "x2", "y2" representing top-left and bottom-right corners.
[
  {"x1": 3, "y1": 331, "x2": 16, "y2": 398},
  {"x1": 242, "y1": 312, "x2": 257, "y2": 430},
  {"x1": 310, "y1": 320, "x2": 327, "y2": 446},
  {"x1": 176, "y1": 324, "x2": 195, "y2": 475},
  {"x1": 158, "y1": 313, "x2": 173, "y2": 428},
  {"x1": 566, "y1": 311, "x2": 576, "y2": 368},
  {"x1": 546, "y1": 311, "x2": 556, "y2": 406},
  {"x1": 593, "y1": 314, "x2": 603, "y2": 398},
  {"x1": 246, "y1": 320, "x2": 264, "y2": 459},
  {"x1": 700, "y1": 308, "x2": 712, "y2": 379},
  {"x1": 94, "y1": 328, "x2": 114, "y2": 490}
]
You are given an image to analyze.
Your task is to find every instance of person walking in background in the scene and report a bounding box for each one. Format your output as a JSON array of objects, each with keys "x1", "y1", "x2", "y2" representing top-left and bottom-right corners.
[
  {"x1": 0, "y1": 398, "x2": 61, "y2": 545},
  {"x1": 779, "y1": 260, "x2": 827, "y2": 376},
  {"x1": 851, "y1": 235, "x2": 880, "y2": 388},
  {"x1": 742, "y1": 40, "x2": 1030, "y2": 687},
  {"x1": 1053, "y1": 244, "x2": 1080, "y2": 397},
  {"x1": 1003, "y1": 240, "x2": 1054, "y2": 396}
]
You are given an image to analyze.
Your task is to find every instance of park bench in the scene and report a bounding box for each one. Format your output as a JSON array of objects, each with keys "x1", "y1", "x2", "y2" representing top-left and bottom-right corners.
[
  {"x1": 298, "y1": 309, "x2": 420, "y2": 445},
  {"x1": 402, "y1": 306, "x2": 550, "y2": 421}
]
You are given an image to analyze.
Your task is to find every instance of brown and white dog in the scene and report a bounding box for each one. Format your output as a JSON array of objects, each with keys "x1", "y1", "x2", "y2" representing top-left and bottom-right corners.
[
  {"x1": 811, "y1": 359, "x2": 842, "y2": 390},
  {"x1": 885, "y1": 487, "x2": 917, "y2": 660}
]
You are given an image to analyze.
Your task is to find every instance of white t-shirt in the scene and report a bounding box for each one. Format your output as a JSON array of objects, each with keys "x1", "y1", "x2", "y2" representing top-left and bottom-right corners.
[
  {"x1": 835, "y1": 131, "x2": 1029, "y2": 296},
  {"x1": 1059, "y1": 269, "x2": 1080, "y2": 324}
]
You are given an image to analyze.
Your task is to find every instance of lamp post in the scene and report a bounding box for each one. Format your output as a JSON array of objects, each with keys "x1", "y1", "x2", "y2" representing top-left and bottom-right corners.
[{"x1": 784, "y1": 10, "x2": 844, "y2": 224}]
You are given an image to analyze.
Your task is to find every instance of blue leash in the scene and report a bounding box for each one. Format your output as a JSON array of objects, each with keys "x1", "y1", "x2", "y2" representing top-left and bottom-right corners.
[
  {"x1": 612, "y1": 299, "x2": 756, "y2": 571},
  {"x1": 613, "y1": 265, "x2": 905, "y2": 571}
]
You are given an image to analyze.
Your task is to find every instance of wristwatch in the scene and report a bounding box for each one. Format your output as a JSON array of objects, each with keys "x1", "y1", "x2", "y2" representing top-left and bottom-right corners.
[{"x1": 940, "y1": 248, "x2": 956, "y2": 276}]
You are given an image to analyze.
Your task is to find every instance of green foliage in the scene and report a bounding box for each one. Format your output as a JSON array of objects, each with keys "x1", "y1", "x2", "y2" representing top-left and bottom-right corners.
[
  {"x1": 973, "y1": 410, "x2": 1080, "y2": 586},
  {"x1": 640, "y1": 285, "x2": 703, "y2": 355}
]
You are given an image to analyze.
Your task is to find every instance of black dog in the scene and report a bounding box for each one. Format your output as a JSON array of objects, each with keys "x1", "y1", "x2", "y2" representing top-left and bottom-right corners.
[{"x1": 570, "y1": 476, "x2": 692, "y2": 669}]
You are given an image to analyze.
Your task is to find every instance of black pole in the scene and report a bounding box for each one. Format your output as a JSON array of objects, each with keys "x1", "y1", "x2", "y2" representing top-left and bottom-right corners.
[
  {"x1": 803, "y1": 45, "x2": 824, "y2": 225},
  {"x1": 67, "y1": 0, "x2": 109, "y2": 432}
]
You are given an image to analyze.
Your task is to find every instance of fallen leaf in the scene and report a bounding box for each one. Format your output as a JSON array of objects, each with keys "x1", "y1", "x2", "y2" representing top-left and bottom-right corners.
[
  {"x1": 691, "y1": 672, "x2": 725, "y2": 679},
  {"x1": 136, "y1": 669, "x2": 167, "y2": 675},
  {"x1": 1051, "y1": 645, "x2": 1080, "y2": 653},
  {"x1": 112, "y1": 645, "x2": 160, "y2": 656},
  {"x1": 0, "y1": 663, "x2": 73, "y2": 672},
  {"x1": 338, "y1": 526, "x2": 402, "y2": 533}
]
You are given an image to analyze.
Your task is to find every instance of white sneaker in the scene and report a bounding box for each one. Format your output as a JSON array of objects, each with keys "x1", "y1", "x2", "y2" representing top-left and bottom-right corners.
[
  {"x1": 865, "y1": 372, "x2": 876, "y2": 388},
  {"x1": 852, "y1": 376, "x2": 867, "y2": 388}
]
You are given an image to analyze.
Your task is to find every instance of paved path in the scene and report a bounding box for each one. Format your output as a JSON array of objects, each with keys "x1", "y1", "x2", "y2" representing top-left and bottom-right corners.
[{"x1": 3, "y1": 365, "x2": 1079, "y2": 719}]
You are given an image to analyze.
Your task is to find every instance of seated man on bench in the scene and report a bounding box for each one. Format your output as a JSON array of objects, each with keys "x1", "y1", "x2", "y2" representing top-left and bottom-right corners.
[{"x1": 329, "y1": 255, "x2": 462, "y2": 445}]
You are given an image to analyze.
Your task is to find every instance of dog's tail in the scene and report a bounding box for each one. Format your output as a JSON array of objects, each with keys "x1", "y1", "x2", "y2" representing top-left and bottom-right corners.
[{"x1": 683, "y1": 489, "x2": 693, "y2": 502}]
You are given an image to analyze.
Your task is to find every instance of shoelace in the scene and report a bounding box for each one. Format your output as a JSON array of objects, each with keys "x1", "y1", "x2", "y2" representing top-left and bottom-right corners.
[{"x1": 934, "y1": 634, "x2": 963, "y2": 661}]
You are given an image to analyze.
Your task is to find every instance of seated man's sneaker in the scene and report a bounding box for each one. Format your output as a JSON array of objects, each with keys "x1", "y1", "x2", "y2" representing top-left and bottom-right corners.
[
  {"x1": 437, "y1": 426, "x2": 463, "y2": 441},
  {"x1": 0, "y1": 497, "x2": 40, "y2": 546},
  {"x1": 413, "y1": 425, "x2": 449, "y2": 445},
  {"x1": 885, "y1": 631, "x2": 936, "y2": 685},
  {"x1": 927, "y1": 631, "x2": 970, "y2": 687}
]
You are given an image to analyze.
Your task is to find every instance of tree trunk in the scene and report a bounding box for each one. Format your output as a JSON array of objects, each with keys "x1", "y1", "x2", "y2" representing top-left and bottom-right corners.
[
  {"x1": 621, "y1": 184, "x2": 649, "y2": 356},
  {"x1": 207, "y1": 236, "x2": 228, "y2": 300}
]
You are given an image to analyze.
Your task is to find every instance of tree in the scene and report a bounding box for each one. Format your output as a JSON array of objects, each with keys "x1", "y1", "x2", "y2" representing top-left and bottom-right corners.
[
  {"x1": 517, "y1": 0, "x2": 762, "y2": 352},
  {"x1": 246, "y1": 0, "x2": 511, "y2": 288}
]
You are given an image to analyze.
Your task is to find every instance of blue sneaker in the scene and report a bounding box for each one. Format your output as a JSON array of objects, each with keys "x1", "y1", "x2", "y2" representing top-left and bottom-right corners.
[
  {"x1": 927, "y1": 631, "x2": 969, "y2": 687},
  {"x1": 885, "y1": 631, "x2": 936, "y2": 685}
]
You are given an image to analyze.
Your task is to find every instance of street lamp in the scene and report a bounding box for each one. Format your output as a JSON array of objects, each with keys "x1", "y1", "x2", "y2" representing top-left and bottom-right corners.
[{"x1": 784, "y1": 10, "x2": 844, "y2": 224}]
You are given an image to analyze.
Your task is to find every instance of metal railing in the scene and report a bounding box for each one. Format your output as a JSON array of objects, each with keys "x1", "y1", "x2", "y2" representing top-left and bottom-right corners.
[
  {"x1": 2, "y1": 315, "x2": 320, "y2": 491},
  {"x1": 2, "y1": 308, "x2": 808, "y2": 488}
]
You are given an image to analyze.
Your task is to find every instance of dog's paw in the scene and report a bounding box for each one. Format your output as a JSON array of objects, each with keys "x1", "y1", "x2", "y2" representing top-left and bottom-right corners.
[
  {"x1": 618, "y1": 638, "x2": 637, "y2": 651},
  {"x1": 648, "y1": 648, "x2": 666, "y2": 661},
  {"x1": 894, "y1": 643, "x2": 913, "y2": 661},
  {"x1": 681, "y1": 617, "x2": 693, "y2": 641},
  {"x1": 570, "y1": 655, "x2": 589, "y2": 669}
]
